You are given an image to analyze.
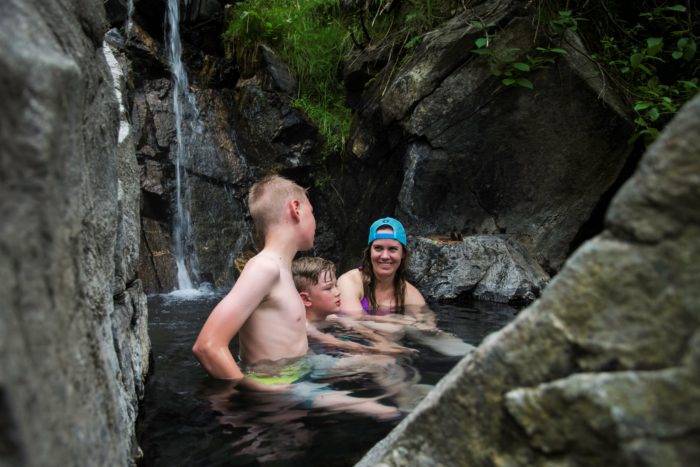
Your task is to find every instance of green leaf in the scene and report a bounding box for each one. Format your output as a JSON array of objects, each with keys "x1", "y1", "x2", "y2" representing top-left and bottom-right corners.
[
  {"x1": 638, "y1": 64, "x2": 653, "y2": 75},
  {"x1": 646, "y1": 37, "x2": 663, "y2": 57},
  {"x1": 672, "y1": 50, "x2": 683, "y2": 59},
  {"x1": 406, "y1": 35, "x2": 422, "y2": 49},
  {"x1": 549, "y1": 48, "x2": 568, "y2": 55},
  {"x1": 502, "y1": 78, "x2": 516, "y2": 86},
  {"x1": 516, "y1": 78, "x2": 534, "y2": 89},
  {"x1": 558, "y1": 10, "x2": 572, "y2": 17},
  {"x1": 634, "y1": 101, "x2": 652, "y2": 111},
  {"x1": 471, "y1": 48, "x2": 491, "y2": 56},
  {"x1": 630, "y1": 53, "x2": 643, "y2": 67},
  {"x1": 475, "y1": 37, "x2": 488, "y2": 48},
  {"x1": 647, "y1": 107, "x2": 660, "y2": 121},
  {"x1": 513, "y1": 62, "x2": 530, "y2": 72},
  {"x1": 683, "y1": 39, "x2": 697, "y2": 61},
  {"x1": 664, "y1": 4, "x2": 686, "y2": 12}
]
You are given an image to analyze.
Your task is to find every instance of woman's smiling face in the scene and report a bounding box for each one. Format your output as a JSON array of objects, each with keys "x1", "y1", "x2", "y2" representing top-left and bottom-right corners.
[{"x1": 370, "y1": 227, "x2": 404, "y2": 278}]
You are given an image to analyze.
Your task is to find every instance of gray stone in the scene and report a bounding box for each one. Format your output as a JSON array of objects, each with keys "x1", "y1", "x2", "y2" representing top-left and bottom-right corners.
[
  {"x1": 259, "y1": 44, "x2": 298, "y2": 95},
  {"x1": 0, "y1": 1, "x2": 149, "y2": 465},
  {"x1": 408, "y1": 235, "x2": 549, "y2": 305},
  {"x1": 139, "y1": 217, "x2": 176, "y2": 292},
  {"x1": 189, "y1": 175, "x2": 253, "y2": 289},
  {"x1": 357, "y1": 94, "x2": 700, "y2": 467},
  {"x1": 234, "y1": 75, "x2": 319, "y2": 174}
]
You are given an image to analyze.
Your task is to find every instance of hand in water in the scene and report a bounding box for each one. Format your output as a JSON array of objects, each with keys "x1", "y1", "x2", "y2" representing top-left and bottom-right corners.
[{"x1": 372, "y1": 342, "x2": 418, "y2": 356}]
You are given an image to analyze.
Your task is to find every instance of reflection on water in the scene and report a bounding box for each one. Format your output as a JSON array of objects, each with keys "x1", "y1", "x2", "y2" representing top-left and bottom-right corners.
[{"x1": 137, "y1": 295, "x2": 516, "y2": 466}]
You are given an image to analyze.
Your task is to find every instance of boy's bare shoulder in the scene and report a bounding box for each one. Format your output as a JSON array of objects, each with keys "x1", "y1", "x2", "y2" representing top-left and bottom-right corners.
[{"x1": 241, "y1": 252, "x2": 281, "y2": 279}]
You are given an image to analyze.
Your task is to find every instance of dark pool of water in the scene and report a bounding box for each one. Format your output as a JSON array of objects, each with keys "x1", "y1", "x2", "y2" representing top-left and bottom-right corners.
[{"x1": 137, "y1": 294, "x2": 516, "y2": 467}]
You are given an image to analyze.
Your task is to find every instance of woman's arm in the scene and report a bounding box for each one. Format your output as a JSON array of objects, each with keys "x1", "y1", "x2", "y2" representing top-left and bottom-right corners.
[{"x1": 404, "y1": 282, "x2": 437, "y2": 329}]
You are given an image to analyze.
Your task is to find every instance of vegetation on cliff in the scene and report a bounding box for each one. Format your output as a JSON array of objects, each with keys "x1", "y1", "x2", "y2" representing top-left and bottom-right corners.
[
  {"x1": 223, "y1": 0, "x2": 464, "y2": 154},
  {"x1": 537, "y1": 0, "x2": 698, "y2": 143},
  {"x1": 224, "y1": 0, "x2": 698, "y2": 151}
]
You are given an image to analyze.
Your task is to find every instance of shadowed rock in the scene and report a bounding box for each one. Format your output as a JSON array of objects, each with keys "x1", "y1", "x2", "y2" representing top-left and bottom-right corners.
[
  {"x1": 0, "y1": 2, "x2": 149, "y2": 465},
  {"x1": 345, "y1": 0, "x2": 634, "y2": 273},
  {"x1": 357, "y1": 94, "x2": 700, "y2": 467}
]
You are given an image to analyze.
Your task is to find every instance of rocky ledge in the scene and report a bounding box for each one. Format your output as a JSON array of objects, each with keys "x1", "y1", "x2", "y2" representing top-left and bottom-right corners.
[{"x1": 408, "y1": 235, "x2": 549, "y2": 305}]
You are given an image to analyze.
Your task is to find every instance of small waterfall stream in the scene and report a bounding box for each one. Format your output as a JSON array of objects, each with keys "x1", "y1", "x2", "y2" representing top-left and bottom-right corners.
[
  {"x1": 126, "y1": 0, "x2": 134, "y2": 38},
  {"x1": 166, "y1": 0, "x2": 201, "y2": 291}
]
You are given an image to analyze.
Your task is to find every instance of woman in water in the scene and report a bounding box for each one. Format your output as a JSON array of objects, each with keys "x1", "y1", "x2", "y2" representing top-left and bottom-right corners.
[
  {"x1": 336, "y1": 217, "x2": 472, "y2": 357},
  {"x1": 337, "y1": 217, "x2": 427, "y2": 321}
]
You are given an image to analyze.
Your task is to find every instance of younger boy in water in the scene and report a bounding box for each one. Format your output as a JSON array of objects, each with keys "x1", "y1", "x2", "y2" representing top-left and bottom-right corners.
[
  {"x1": 193, "y1": 175, "x2": 314, "y2": 390},
  {"x1": 292, "y1": 257, "x2": 413, "y2": 355}
]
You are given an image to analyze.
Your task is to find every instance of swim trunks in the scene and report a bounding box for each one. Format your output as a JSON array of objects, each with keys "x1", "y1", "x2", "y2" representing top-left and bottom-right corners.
[
  {"x1": 244, "y1": 355, "x2": 338, "y2": 409},
  {"x1": 245, "y1": 359, "x2": 311, "y2": 385}
]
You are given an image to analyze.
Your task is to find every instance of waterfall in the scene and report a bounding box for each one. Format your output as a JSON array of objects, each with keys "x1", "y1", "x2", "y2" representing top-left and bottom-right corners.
[
  {"x1": 126, "y1": 0, "x2": 134, "y2": 38},
  {"x1": 166, "y1": 0, "x2": 200, "y2": 291}
]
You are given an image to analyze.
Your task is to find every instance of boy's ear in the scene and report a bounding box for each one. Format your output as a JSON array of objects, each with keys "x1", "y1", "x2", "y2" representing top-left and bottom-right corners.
[
  {"x1": 299, "y1": 291, "x2": 312, "y2": 307},
  {"x1": 289, "y1": 199, "x2": 302, "y2": 223}
]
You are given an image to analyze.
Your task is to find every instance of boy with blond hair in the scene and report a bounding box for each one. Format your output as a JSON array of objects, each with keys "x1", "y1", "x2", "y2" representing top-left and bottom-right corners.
[{"x1": 193, "y1": 175, "x2": 315, "y2": 390}]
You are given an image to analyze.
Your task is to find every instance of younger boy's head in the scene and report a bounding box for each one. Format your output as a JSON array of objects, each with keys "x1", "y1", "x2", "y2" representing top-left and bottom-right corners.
[
  {"x1": 248, "y1": 175, "x2": 315, "y2": 250},
  {"x1": 292, "y1": 257, "x2": 340, "y2": 318}
]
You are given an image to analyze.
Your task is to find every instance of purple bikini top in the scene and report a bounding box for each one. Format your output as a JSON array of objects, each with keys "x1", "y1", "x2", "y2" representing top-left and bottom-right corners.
[{"x1": 360, "y1": 296, "x2": 392, "y2": 316}]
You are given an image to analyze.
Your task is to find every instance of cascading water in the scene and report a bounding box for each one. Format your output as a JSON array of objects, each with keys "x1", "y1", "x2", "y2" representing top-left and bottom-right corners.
[
  {"x1": 166, "y1": 0, "x2": 201, "y2": 291},
  {"x1": 126, "y1": 0, "x2": 134, "y2": 38}
]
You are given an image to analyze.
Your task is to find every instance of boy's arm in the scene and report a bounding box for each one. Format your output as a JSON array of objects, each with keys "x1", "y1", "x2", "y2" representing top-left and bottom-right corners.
[
  {"x1": 192, "y1": 256, "x2": 279, "y2": 380},
  {"x1": 325, "y1": 316, "x2": 417, "y2": 355},
  {"x1": 308, "y1": 324, "x2": 370, "y2": 353}
]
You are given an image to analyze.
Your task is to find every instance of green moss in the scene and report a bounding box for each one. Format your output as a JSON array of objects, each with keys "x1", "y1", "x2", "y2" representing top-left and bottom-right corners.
[
  {"x1": 223, "y1": 0, "x2": 465, "y2": 157},
  {"x1": 224, "y1": 0, "x2": 352, "y2": 156}
]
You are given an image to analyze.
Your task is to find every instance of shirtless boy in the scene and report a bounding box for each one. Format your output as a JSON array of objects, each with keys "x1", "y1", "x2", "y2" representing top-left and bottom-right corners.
[
  {"x1": 192, "y1": 175, "x2": 314, "y2": 390},
  {"x1": 292, "y1": 256, "x2": 413, "y2": 356}
]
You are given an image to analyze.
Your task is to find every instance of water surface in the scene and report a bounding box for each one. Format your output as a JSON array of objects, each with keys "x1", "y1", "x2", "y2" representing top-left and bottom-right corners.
[{"x1": 137, "y1": 294, "x2": 516, "y2": 466}]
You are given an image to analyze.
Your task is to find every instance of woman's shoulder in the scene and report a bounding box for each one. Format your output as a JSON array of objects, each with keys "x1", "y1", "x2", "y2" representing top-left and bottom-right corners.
[{"x1": 404, "y1": 281, "x2": 426, "y2": 306}]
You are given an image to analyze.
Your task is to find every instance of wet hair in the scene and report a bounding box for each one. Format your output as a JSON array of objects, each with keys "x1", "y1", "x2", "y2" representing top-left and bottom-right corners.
[
  {"x1": 361, "y1": 239, "x2": 409, "y2": 313},
  {"x1": 248, "y1": 175, "x2": 308, "y2": 244},
  {"x1": 292, "y1": 257, "x2": 336, "y2": 293}
]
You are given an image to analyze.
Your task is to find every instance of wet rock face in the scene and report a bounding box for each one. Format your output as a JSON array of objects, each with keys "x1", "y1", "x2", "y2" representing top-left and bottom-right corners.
[
  {"x1": 0, "y1": 3, "x2": 148, "y2": 465},
  {"x1": 358, "y1": 95, "x2": 700, "y2": 467},
  {"x1": 408, "y1": 235, "x2": 549, "y2": 305},
  {"x1": 127, "y1": 22, "x2": 321, "y2": 292},
  {"x1": 345, "y1": 0, "x2": 633, "y2": 273}
]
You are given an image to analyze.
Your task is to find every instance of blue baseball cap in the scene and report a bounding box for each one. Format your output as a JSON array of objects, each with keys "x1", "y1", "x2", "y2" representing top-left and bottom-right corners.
[{"x1": 367, "y1": 217, "x2": 407, "y2": 246}]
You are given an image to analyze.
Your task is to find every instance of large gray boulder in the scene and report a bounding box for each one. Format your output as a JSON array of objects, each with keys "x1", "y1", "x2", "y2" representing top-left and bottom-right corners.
[
  {"x1": 357, "y1": 95, "x2": 700, "y2": 466},
  {"x1": 344, "y1": 0, "x2": 633, "y2": 272},
  {"x1": 0, "y1": 2, "x2": 149, "y2": 466},
  {"x1": 408, "y1": 235, "x2": 549, "y2": 305}
]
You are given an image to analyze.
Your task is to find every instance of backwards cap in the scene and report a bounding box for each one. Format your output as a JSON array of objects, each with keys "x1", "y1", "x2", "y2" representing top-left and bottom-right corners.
[{"x1": 367, "y1": 217, "x2": 407, "y2": 246}]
